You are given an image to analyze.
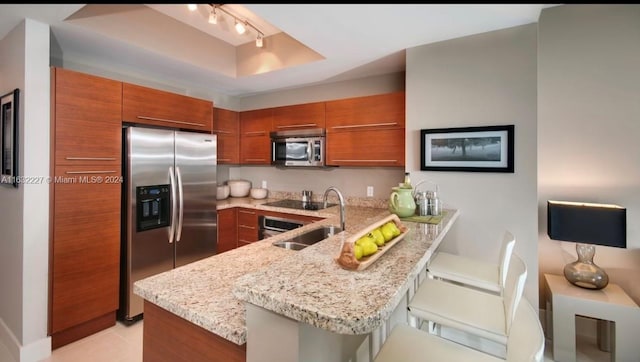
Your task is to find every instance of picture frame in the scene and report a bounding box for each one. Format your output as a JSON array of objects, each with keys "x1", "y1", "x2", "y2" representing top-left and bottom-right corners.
[
  {"x1": 1, "y1": 88, "x2": 19, "y2": 187},
  {"x1": 420, "y1": 125, "x2": 514, "y2": 173}
]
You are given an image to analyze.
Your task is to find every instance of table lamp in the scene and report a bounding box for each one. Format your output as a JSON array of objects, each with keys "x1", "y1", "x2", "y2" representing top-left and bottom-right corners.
[{"x1": 547, "y1": 200, "x2": 626, "y2": 290}]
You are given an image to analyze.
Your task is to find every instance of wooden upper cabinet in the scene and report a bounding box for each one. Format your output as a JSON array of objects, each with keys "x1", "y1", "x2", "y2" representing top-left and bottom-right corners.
[
  {"x1": 52, "y1": 67, "x2": 122, "y2": 166},
  {"x1": 122, "y1": 83, "x2": 213, "y2": 133},
  {"x1": 272, "y1": 102, "x2": 325, "y2": 132},
  {"x1": 213, "y1": 108, "x2": 240, "y2": 164},
  {"x1": 325, "y1": 92, "x2": 406, "y2": 167},
  {"x1": 325, "y1": 91, "x2": 405, "y2": 131},
  {"x1": 239, "y1": 108, "x2": 273, "y2": 165}
]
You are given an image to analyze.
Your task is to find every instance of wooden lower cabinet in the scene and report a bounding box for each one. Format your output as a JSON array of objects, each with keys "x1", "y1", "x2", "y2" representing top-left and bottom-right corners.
[
  {"x1": 217, "y1": 208, "x2": 238, "y2": 253},
  {"x1": 50, "y1": 166, "x2": 121, "y2": 347},
  {"x1": 143, "y1": 301, "x2": 246, "y2": 362},
  {"x1": 237, "y1": 208, "x2": 259, "y2": 246}
]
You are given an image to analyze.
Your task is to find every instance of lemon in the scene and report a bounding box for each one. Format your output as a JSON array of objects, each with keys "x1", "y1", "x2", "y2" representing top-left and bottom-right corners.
[{"x1": 354, "y1": 244, "x2": 364, "y2": 260}]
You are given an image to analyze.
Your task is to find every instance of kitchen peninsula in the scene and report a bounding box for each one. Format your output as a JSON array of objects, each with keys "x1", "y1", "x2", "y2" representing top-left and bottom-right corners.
[{"x1": 134, "y1": 198, "x2": 459, "y2": 362}]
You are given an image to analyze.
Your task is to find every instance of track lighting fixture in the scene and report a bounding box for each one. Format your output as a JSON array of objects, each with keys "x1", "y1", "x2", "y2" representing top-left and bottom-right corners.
[
  {"x1": 188, "y1": 4, "x2": 265, "y2": 48},
  {"x1": 208, "y1": 7, "x2": 217, "y2": 24},
  {"x1": 234, "y1": 19, "x2": 246, "y2": 35}
]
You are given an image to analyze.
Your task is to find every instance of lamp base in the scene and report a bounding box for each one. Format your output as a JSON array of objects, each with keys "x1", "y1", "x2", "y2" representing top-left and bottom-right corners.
[{"x1": 563, "y1": 243, "x2": 609, "y2": 290}]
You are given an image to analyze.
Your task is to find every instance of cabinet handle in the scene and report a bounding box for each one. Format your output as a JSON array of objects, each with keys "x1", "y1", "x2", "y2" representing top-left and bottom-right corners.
[
  {"x1": 331, "y1": 122, "x2": 398, "y2": 129},
  {"x1": 213, "y1": 130, "x2": 232, "y2": 134},
  {"x1": 65, "y1": 170, "x2": 117, "y2": 174},
  {"x1": 239, "y1": 225, "x2": 255, "y2": 230},
  {"x1": 276, "y1": 123, "x2": 317, "y2": 129},
  {"x1": 238, "y1": 210, "x2": 256, "y2": 215},
  {"x1": 244, "y1": 131, "x2": 266, "y2": 136},
  {"x1": 65, "y1": 157, "x2": 117, "y2": 161},
  {"x1": 245, "y1": 158, "x2": 266, "y2": 162},
  {"x1": 137, "y1": 115, "x2": 205, "y2": 127},
  {"x1": 332, "y1": 159, "x2": 398, "y2": 163},
  {"x1": 218, "y1": 158, "x2": 231, "y2": 162}
]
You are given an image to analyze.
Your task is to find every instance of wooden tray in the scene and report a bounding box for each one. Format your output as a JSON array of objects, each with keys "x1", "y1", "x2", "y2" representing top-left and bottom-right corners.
[{"x1": 335, "y1": 214, "x2": 409, "y2": 271}]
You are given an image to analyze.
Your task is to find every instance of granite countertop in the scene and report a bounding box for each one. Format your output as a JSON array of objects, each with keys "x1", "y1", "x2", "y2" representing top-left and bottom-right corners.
[{"x1": 134, "y1": 196, "x2": 459, "y2": 345}]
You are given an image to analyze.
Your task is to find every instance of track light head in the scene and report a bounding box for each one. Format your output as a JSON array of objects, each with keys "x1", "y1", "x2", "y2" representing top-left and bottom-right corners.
[
  {"x1": 235, "y1": 20, "x2": 247, "y2": 35},
  {"x1": 256, "y1": 34, "x2": 263, "y2": 48},
  {"x1": 208, "y1": 7, "x2": 217, "y2": 24}
]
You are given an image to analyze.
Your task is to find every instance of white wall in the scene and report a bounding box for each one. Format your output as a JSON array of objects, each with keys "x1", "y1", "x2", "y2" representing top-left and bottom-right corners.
[
  {"x1": 406, "y1": 24, "x2": 539, "y2": 307},
  {"x1": 0, "y1": 19, "x2": 52, "y2": 362},
  {"x1": 538, "y1": 5, "x2": 640, "y2": 305}
]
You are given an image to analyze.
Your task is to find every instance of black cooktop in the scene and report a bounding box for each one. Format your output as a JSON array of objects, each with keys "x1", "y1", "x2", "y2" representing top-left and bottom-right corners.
[{"x1": 262, "y1": 199, "x2": 336, "y2": 211}]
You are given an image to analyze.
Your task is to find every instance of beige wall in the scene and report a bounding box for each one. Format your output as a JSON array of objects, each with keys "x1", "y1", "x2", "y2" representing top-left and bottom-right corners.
[
  {"x1": 406, "y1": 24, "x2": 539, "y2": 307},
  {"x1": 538, "y1": 5, "x2": 640, "y2": 306},
  {"x1": 0, "y1": 19, "x2": 52, "y2": 361}
]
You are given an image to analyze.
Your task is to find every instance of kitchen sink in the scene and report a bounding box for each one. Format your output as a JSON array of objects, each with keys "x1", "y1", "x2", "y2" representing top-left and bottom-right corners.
[{"x1": 272, "y1": 225, "x2": 342, "y2": 250}]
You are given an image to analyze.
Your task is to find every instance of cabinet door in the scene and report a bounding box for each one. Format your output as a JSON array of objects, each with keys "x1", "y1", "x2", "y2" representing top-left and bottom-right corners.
[
  {"x1": 326, "y1": 128, "x2": 405, "y2": 167},
  {"x1": 50, "y1": 166, "x2": 121, "y2": 334},
  {"x1": 217, "y1": 208, "x2": 238, "y2": 253},
  {"x1": 239, "y1": 109, "x2": 272, "y2": 165},
  {"x1": 52, "y1": 68, "x2": 122, "y2": 166},
  {"x1": 122, "y1": 82, "x2": 213, "y2": 133},
  {"x1": 272, "y1": 102, "x2": 325, "y2": 132},
  {"x1": 325, "y1": 92, "x2": 405, "y2": 131},
  {"x1": 213, "y1": 108, "x2": 239, "y2": 164},
  {"x1": 237, "y1": 208, "x2": 259, "y2": 245}
]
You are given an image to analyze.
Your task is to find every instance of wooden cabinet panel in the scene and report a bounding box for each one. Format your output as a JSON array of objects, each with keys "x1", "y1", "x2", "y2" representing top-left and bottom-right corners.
[
  {"x1": 239, "y1": 109, "x2": 272, "y2": 165},
  {"x1": 325, "y1": 92, "x2": 405, "y2": 167},
  {"x1": 52, "y1": 68, "x2": 122, "y2": 166},
  {"x1": 50, "y1": 165, "x2": 121, "y2": 334},
  {"x1": 237, "y1": 208, "x2": 258, "y2": 244},
  {"x1": 272, "y1": 102, "x2": 325, "y2": 132},
  {"x1": 325, "y1": 92, "x2": 405, "y2": 130},
  {"x1": 122, "y1": 82, "x2": 213, "y2": 133},
  {"x1": 326, "y1": 128, "x2": 405, "y2": 167},
  {"x1": 213, "y1": 108, "x2": 239, "y2": 165},
  {"x1": 217, "y1": 208, "x2": 238, "y2": 253}
]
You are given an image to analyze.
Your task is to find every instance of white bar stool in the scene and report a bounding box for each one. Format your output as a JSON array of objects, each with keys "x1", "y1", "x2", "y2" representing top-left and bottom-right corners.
[
  {"x1": 375, "y1": 299, "x2": 544, "y2": 362},
  {"x1": 408, "y1": 253, "x2": 527, "y2": 347},
  {"x1": 426, "y1": 230, "x2": 516, "y2": 294}
]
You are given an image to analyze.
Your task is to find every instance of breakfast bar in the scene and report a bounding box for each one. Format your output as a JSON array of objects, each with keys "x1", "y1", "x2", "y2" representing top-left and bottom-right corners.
[{"x1": 134, "y1": 199, "x2": 459, "y2": 362}]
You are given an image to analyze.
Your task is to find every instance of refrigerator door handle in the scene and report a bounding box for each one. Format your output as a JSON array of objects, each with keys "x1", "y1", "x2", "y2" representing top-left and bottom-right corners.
[
  {"x1": 176, "y1": 166, "x2": 185, "y2": 242},
  {"x1": 168, "y1": 166, "x2": 177, "y2": 244}
]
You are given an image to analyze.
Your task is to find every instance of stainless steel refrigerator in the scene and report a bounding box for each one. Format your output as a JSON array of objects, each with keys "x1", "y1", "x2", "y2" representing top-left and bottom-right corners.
[{"x1": 120, "y1": 126, "x2": 217, "y2": 322}]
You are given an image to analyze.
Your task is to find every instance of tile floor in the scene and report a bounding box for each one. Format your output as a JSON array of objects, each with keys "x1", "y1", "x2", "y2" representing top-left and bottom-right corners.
[{"x1": 0, "y1": 320, "x2": 610, "y2": 362}]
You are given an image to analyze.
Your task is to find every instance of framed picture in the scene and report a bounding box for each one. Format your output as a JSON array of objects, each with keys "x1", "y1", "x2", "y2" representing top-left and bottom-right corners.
[
  {"x1": 420, "y1": 125, "x2": 514, "y2": 173},
  {"x1": 1, "y1": 88, "x2": 19, "y2": 187}
]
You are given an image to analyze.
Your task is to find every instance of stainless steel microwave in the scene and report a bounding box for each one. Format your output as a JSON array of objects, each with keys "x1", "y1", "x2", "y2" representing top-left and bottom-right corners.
[{"x1": 271, "y1": 128, "x2": 325, "y2": 167}]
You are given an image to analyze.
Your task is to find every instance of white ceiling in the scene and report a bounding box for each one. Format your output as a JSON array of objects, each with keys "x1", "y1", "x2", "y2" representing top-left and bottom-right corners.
[{"x1": 0, "y1": 4, "x2": 556, "y2": 97}]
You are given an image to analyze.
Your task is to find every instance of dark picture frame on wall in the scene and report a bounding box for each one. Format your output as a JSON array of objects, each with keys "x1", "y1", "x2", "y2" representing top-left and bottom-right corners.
[
  {"x1": 420, "y1": 125, "x2": 514, "y2": 173},
  {"x1": 1, "y1": 88, "x2": 19, "y2": 187}
]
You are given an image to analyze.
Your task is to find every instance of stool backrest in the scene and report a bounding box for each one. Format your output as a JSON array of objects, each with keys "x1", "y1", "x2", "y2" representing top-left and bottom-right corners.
[
  {"x1": 506, "y1": 300, "x2": 545, "y2": 362},
  {"x1": 498, "y1": 231, "x2": 516, "y2": 291},
  {"x1": 502, "y1": 253, "x2": 527, "y2": 334}
]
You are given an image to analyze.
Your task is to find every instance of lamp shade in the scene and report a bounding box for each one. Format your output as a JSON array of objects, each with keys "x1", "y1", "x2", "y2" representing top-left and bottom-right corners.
[{"x1": 547, "y1": 200, "x2": 626, "y2": 248}]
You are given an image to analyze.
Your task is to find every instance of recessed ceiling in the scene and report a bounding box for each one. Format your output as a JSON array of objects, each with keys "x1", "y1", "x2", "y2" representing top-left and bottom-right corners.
[{"x1": 0, "y1": 4, "x2": 557, "y2": 97}]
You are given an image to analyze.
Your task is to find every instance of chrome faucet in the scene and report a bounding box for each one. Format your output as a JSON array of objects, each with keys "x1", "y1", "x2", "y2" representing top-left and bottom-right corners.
[{"x1": 323, "y1": 186, "x2": 346, "y2": 231}]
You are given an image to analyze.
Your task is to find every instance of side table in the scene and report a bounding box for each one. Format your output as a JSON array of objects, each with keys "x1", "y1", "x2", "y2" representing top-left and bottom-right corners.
[{"x1": 544, "y1": 273, "x2": 640, "y2": 362}]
